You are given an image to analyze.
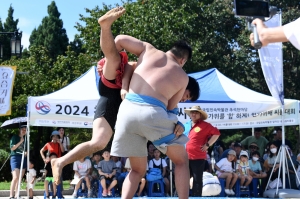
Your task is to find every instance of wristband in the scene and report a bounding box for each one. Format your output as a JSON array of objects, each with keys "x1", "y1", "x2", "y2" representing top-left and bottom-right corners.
[{"x1": 177, "y1": 121, "x2": 185, "y2": 131}]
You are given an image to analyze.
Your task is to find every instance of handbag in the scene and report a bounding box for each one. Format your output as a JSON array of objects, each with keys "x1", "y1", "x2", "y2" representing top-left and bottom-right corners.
[
  {"x1": 268, "y1": 178, "x2": 282, "y2": 189},
  {"x1": 146, "y1": 168, "x2": 162, "y2": 181}
]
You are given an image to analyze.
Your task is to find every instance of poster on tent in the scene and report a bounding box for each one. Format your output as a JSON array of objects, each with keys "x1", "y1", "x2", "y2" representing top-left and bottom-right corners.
[
  {"x1": 178, "y1": 100, "x2": 299, "y2": 129},
  {"x1": 0, "y1": 66, "x2": 17, "y2": 116},
  {"x1": 29, "y1": 98, "x2": 98, "y2": 128}
]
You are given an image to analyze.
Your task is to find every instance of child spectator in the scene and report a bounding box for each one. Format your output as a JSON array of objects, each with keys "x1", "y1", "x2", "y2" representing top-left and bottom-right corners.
[
  {"x1": 148, "y1": 148, "x2": 170, "y2": 197},
  {"x1": 91, "y1": 152, "x2": 101, "y2": 181},
  {"x1": 111, "y1": 156, "x2": 122, "y2": 177},
  {"x1": 27, "y1": 160, "x2": 36, "y2": 199},
  {"x1": 72, "y1": 157, "x2": 92, "y2": 198},
  {"x1": 44, "y1": 153, "x2": 59, "y2": 199},
  {"x1": 125, "y1": 158, "x2": 147, "y2": 197},
  {"x1": 98, "y1": 150, "x2": 117, "y2": 197},
  {"x1": 215, "y1": 150, "x2": 238, "y2": 196},
  {"x1": 249, "y1": 151, "x2": 267, "y2": 179},
  {"x1": 236, "y1": 151, "x2": 253, "y2": 190}
]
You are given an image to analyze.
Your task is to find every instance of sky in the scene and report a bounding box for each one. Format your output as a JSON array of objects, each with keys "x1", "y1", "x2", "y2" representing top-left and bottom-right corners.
[{"x1": 0, "y1": 0, "x2": 123, "y2": 49}]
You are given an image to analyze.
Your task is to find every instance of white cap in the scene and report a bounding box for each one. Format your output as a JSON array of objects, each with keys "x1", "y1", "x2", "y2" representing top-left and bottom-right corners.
[{"x1": 239, "y1": 150, "x2": 249, "y2": 159}]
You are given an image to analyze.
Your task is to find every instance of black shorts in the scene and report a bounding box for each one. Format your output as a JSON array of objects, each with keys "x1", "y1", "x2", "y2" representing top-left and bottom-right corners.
[
  {"x1": 94, "y1": 78, "x2": 122, "y2": 129},
  {"x1": 100, "y1": 175, "x2": 117, "y2": 181}
]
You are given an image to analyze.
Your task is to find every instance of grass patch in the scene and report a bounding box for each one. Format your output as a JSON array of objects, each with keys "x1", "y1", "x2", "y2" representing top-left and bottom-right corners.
[{"x1": 0, "y1": 181, "x2": 70, "y2": 190}]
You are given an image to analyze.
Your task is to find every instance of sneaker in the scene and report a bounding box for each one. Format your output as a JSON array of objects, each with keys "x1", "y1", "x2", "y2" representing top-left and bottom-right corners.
[
  {"x1": 88, "y1": 189, "x2": 92, "y2": 198},
  {"x1": 102, "y1": 190, "x2": 108, "y2": 197},
  {"x1": 107, "y1": 190, "x2": 112, "y2": 196},
  {"x1": 230, "y1": 189, "x2": 235, "y2": 195},
  {"x1": 72, "y1": 192, "x2": 78, "y2": 198},
  {"x1": 225, "y1": 189, "x2": 231, "y2": 195}
]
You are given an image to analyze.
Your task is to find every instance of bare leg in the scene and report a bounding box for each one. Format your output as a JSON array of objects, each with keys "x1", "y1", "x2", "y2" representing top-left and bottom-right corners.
[
  {"x1": 240, "y1": 175, "x2": 245, "y2": 186},
  {"x1": 244, "y1": 175, "x2": 252, "y2": 186},
  {"x1": 137, "y1": 178, "x2": 146, "y2": 196},
  {"x1": 164, "y1": 177, "x2": 170, "y2": 195},
  {"x1": 107, "y1": 180, "x2": 117, "y2": 192},
  {"x1": 166, "y1": 145, "x2": 189, "y2": 199},
  {"x1": 10, "y1": 169, "x2": 20, "y2": 197},
  {"x1": 230, "y1": 173, "x2": 238, "y2": 189},
  {"x1": 52, "y1": 118, "x2": 112, "y2": 185},
  {"x1": 121, "y1": 157, "x2": 147, "y2": 199},
  {"x1": 98, "y1": 7, "x2": 126, "y2": 80},
  {"x1": 44, "y1": 181, "x2": 49, "y2": 196}
]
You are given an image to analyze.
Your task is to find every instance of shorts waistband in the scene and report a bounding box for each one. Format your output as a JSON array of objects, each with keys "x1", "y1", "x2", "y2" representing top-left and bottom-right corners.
[{"x1": 125, "y1": 93, "x2": 167, "y2": 111}]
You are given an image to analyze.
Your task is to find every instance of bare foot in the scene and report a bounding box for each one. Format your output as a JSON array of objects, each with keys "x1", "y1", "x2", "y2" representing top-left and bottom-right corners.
[
  {"x1": 98, "y1": 7, "x2": 126, "y2": 29},
  {"x1": 51, "y1": 158, "x2": 62, "y2": 185}
]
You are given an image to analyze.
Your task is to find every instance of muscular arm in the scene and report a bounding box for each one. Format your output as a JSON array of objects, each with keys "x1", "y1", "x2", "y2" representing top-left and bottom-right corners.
[
  {"x1": 121, "y1": 61, "x2": 137, "y2": 99},
  {"x1": 115, "y1": 35, "x2": 151, "y2": 57}
]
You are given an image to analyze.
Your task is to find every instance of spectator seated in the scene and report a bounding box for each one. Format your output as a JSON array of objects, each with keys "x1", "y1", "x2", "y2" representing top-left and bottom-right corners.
[
  {"x1": 43, "y1": 182, "x2": 62, "y2": 199},
  {"x1": 98, "y1": 179, "x2": 115, "y2": 198}
]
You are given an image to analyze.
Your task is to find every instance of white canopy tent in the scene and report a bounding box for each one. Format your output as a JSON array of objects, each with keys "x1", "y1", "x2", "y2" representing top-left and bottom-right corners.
[{"x1": 28, "y1": 66, "x2": 300, "y2": 129}]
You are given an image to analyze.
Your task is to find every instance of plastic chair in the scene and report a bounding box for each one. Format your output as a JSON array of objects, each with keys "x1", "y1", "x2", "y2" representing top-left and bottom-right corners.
[
  {"x1": 249, "y1": 178, "x2": 260, "y2": 197},
  {"x1": 147, "y1": 179, "x2": 165, "y2": 197},
  {"x1": 44, "y1": 181, "x2": 63, "y2": 199},
  {"x1": 98, "y1": 179, "x2": 115, "y2": 198},
  {"x1": 235, "y1": 179, "x2": 251, "y2": 197},
  {"x1": 218, "y1": 178, "x2": 226, "y2": 197},
  {"x1": 77, "y1": 180, "x2": 88, "y2": 198}
]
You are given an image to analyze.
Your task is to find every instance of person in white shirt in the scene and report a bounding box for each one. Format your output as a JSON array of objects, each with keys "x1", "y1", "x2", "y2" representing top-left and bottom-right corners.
[
  {"x1": 27, "y1": 160, "x2": 36, "y2": 199},
  {"x1": 148, "y1": 148, "x2": 170, "y2": 197},
  {"x1": 250, "y1": 18, "x2": 300, "y2": 50},
  {"x1": 72, "y1": 157, "x2": 92, "y2": 198},
  {"x1": 215, "y1": 150, "x2": 238, "y2": 196}
]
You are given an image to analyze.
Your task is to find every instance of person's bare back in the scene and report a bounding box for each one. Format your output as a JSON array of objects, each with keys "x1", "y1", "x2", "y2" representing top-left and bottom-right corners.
[{"x1": 129, "y1": 49, "x2": 188, "y2": 110}]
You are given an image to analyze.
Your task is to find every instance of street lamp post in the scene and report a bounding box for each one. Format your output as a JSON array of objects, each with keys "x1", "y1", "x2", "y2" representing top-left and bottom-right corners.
[{"x1": 0, "y1": 29, "x2": 22, "y2": 59}]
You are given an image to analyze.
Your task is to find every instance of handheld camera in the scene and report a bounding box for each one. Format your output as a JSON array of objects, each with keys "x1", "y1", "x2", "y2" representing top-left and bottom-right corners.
[{"x1": 234, "y1": 0, "x2": 277, "y2": 49}]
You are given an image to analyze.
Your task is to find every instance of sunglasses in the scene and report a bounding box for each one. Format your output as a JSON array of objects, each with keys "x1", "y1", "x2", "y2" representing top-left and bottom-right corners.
[{"x1": 249, "y1": 146, "x2": 258, "y2": 150}]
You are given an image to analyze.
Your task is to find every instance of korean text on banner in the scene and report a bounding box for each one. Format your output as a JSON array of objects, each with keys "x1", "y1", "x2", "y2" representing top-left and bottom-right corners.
[{"x1": 0, "y1": 66, "x2": 17, "y2": 116}]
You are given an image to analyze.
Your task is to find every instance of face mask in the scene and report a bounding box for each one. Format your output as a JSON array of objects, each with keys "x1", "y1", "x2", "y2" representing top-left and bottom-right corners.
[
  {"x1": 252, "y1": 157, "x2": 259, "y2": 161},
  {"x1": 270, "y1": 148, "x2": 277, "y2": 154}
]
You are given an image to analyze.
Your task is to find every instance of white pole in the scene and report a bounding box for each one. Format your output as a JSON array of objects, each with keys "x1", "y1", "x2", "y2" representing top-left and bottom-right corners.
[
  {"x1": 26, "y1": 112, "x2": 30, "y2": 198},
  {"x1": 169, "y1": 158, "x2": 173, "y2": 196}
]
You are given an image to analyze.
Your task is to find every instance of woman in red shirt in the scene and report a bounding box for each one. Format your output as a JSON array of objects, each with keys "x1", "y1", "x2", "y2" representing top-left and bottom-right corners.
[
  {"x1": 184, "y1": 106, "x2": 220, "y2": 196},
  {"x1": 40, "y1": 131, "x2": 64, "y2": 164}
]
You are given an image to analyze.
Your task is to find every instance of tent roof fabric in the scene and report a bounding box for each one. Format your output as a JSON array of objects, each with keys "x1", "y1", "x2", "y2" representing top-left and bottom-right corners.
[{"x1": 189, "y1": 68, "x2": 280, "y2": 103}]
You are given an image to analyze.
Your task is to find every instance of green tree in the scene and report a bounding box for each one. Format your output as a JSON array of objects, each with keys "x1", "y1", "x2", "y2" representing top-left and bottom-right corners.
[{"x1": 29, "y1": 1, "x2": 69, "y2": 60}]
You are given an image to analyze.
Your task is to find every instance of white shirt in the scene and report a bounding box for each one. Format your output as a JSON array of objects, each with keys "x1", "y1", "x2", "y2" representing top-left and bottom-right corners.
[
  {"x1": 60, "y1": 136, "x2": 70, "y2": 152},
  {"x1": 73, "y1": 159, "x2": 91, "y2": 176},
  {"x1": 216, "y1": 158, "x2": 234, "y2": 175},
  {"x1": 148, "y1": 158, "x2": 167, "y2": 169},
  {"x1": 27, "y1": 168, "x2": 36, "y2": 184},
  {"x1": 283, "y1": 17, "x2": 300, "y2": 50}
]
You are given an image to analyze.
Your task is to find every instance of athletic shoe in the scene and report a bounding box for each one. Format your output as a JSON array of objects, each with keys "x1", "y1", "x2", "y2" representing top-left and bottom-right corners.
[
  {"x1": 225, "y1": 189, "x2": 231, "y2": 195},
  {"x1": 72, "y1": 192, "x2": 78, "y2": 198},
  {"x1": 230, "y1": 189, "x2": 235, "y2": 195},
  {"x1": 88, "y1": 189, "x2": 92, "y2": 198}
]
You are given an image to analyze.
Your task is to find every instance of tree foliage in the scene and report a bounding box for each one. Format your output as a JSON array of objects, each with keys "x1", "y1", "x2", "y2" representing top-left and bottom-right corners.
[{"x1": 29, "y1": 1, "x2": 69, "y2": 60}]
